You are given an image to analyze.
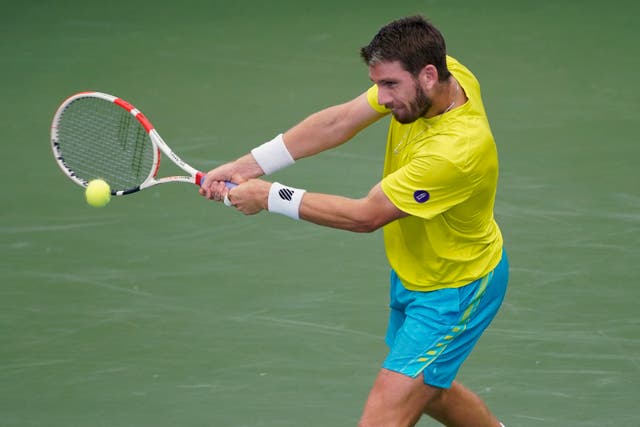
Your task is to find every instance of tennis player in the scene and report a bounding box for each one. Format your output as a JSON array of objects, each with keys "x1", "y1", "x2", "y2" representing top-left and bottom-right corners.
[{"x1": 201, "y1": 15, "x2": 508, "y2": 427}]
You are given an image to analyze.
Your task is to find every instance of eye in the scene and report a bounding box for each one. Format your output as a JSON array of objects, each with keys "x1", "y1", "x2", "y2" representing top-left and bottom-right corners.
[{"x1": 379, "y1": 80, "x2": 397, "y2": 88}]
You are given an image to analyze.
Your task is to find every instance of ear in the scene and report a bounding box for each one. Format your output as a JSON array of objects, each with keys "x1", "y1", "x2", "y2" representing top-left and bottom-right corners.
[{"x1": 418, "y1": 64, "x2": 439, "y2": 91}]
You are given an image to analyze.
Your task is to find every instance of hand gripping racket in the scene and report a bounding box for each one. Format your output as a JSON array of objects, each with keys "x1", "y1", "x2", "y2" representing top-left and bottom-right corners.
[{"x1": 51, "y1": 91, "x2": 234, "y2": 196}]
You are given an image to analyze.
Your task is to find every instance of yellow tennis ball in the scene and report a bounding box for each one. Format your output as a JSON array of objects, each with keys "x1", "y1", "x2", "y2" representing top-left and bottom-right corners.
[{"x1": 85, "y1": 179, "x2": 111, "y2": 208}]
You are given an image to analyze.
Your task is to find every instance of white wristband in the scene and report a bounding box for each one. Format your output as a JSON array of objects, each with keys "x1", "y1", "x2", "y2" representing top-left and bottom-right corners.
[
  {"x1": 268, "y1": 182, "x2": 306, "y2": 220},
  {"x1": 250, "y1": 134, "x2": 295, "y2": 175}
]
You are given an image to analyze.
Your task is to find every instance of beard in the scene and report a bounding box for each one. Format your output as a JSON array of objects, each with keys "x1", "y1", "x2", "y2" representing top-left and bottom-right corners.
[{"x1": 391, "y1": 83, "x2": 432, "y2": 124}]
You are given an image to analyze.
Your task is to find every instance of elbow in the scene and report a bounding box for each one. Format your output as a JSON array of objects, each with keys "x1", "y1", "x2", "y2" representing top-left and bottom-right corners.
[
  {"x1": 347, "y1": 198, "x2": 401, "y2": 233},
  {"x1": 352, "y1": 224, "x2": 377, "y2": 233},
  {"x1": 350, "y1": 215, "x2": 386, "y2": 233}
]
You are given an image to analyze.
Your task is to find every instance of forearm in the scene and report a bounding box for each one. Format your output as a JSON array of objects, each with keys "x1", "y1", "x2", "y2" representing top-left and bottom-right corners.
[
  {"x1": 245, "y1": 181, "x2": 405, "y2": 233},
  {"x1": 298, "y1": 193, "x2": 382, "y2": 233},
  {"x1": 230, "y1": 153, "x2": 266, "y2": 179},
  {"x1": 237, "y1": 181, "x2": 371, "y2": 231}
]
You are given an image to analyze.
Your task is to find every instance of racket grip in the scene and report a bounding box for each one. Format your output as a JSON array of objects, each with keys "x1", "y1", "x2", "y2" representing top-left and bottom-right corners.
[
  {"x1": 198, "y1": 173, "x2": 236, "y2": 207},
  {"x1": 222, "y1": 182, "x2": 237, "y2": 207},
  {"x1": 197, "y1": 172, "x2": 237, "y2": 189}
]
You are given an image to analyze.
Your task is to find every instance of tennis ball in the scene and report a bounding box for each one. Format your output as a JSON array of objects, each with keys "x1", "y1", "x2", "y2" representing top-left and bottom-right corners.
[{"x1": 85, "y1": 179, "x2": 111, "y2": 208}]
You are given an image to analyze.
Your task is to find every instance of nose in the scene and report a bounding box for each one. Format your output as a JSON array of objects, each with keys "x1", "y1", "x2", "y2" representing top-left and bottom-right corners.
[{"x1": 377, "y1": 87, "x2": 392, "y2": 107}]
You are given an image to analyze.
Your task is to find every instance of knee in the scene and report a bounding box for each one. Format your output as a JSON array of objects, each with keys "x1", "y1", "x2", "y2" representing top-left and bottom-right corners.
[
  {"x1": 422, "y1": 386, "x2": 448, "y2": 413},
  {"x1": 357, "y1": 416, "x2": 380, "y2": 427}
]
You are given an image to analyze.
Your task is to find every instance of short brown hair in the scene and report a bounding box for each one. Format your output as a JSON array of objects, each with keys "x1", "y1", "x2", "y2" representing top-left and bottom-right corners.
[{"x1": 360, "y1": 15, "x2": 451, "y2": 81}]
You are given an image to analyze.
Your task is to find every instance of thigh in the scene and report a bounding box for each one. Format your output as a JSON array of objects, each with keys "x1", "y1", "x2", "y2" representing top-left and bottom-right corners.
[{"x1": 382, "y1": 283, "x2": 461, "y2": 388}]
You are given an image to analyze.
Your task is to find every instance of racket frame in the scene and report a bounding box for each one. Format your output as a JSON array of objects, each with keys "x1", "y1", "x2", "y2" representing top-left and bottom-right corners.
[{"x1": 51, "y1": 91, "x2": 207, "y2": 196}]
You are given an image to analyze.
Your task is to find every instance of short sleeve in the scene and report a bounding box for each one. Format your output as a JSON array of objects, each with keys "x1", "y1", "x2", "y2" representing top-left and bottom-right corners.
[
  {"x1": 381, "y1": 155, "x2": 473, "y2": 219},
  {"x1": 366, "y1": 85, "x2": 390, "y2": 114}
]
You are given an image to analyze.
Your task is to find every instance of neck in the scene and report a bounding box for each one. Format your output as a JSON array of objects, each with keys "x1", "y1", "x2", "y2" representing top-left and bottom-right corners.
[{"x1": 425, "y1": 77, "x2": 459, "y2": 119}]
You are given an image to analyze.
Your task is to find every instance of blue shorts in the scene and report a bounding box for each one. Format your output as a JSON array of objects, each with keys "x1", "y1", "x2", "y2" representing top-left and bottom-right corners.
[{"x1": 382, "y1": 250, "x2": 509, "y2": 389}]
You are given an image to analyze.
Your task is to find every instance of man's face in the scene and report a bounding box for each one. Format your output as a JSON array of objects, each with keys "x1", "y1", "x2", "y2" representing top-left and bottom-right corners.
[{"x1": 369, "y1": 61, "x2": 432, "y2": 124}]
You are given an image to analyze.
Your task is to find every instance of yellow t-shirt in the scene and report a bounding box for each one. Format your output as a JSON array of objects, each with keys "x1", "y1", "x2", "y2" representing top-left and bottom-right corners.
[{"x1": 368, "y1": 56, "x2": 503, "y2": 291}]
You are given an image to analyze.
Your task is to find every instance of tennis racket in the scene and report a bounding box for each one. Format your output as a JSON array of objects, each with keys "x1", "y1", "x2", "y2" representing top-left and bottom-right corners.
[{"x1": 51, "y1": 91, "x2": 234, "y2": 196}]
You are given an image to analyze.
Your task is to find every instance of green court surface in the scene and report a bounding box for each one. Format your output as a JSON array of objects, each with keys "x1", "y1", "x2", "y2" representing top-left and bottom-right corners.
[{"x1": 1, "y1": 1, "x2": 638, "y2": 426}]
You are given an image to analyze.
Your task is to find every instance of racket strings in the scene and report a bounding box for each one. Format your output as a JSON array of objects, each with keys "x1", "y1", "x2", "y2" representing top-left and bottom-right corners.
[{"x1": 56, "y1": 97, "x2": 155, "y2": 191}]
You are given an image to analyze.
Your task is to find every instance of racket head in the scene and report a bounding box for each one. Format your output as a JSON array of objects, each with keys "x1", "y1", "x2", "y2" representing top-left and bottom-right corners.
[{"x1": 51, "y1": 92, "x2": 159, "y2": 195}]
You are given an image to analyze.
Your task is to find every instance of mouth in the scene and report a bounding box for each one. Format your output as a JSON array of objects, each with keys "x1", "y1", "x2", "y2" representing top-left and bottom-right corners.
[{"x1": 390, "y1": 105, "x2": 407, "y2": 115}]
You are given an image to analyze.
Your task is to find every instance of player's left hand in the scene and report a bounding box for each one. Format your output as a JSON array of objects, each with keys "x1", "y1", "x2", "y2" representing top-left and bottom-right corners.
[{"x1": 226, "y1": 179, "x2": 271, "y2": 215}]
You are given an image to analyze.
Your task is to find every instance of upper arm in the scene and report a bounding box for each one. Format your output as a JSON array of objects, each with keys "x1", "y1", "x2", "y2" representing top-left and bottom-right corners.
[
  {"x1": 338, "y1": 91, "x2": 388, "y2": 139},
  {"x1": 358, "y1": 182, "x2": 408, "y2": 231},
  {"x1": 284, "y1": 91, "x2": 387, "y2": 159}
]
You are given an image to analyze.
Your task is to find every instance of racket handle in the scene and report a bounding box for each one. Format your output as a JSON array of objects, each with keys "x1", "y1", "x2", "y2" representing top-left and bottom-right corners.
[
  {"x1": 222, "y1": 182, "x2": 237, "y2": 207},
  {"x1": 198, "y1": 172, "x2": 236, "y2": 207},
  {"x1": 197, "y1": 172, "x2": 237, "y2": 189}
]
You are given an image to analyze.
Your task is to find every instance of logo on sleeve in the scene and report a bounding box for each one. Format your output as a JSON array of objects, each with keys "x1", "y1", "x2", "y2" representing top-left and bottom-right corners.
[{"x1": 413, "y1": 190, "x2": 430, "y2": 203}]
